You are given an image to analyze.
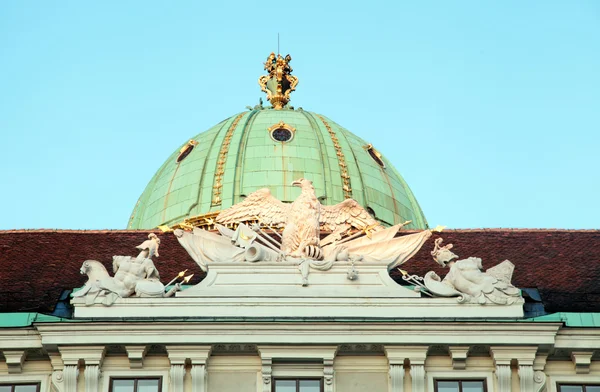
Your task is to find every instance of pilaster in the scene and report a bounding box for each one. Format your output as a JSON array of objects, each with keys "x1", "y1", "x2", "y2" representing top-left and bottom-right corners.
[
  {"x1": 169, "y1": 364, "x2": 185, "y2": 392},
  {"x1": 519, "y1": 364, "x2": 534, "y2": 392},
  {"x1": 84, "y1": 365, "x2": 100, "y2": 392},
  {"x1": 190, "y1": 364, "x2": 206, "y2": 392},
  {"x1": 389, "y1": 364, "x2": 405, "y2": 392},
  {"x1": 384, "y1": 346, "x2": 427, "y2": 392},
  {"x1": 166, "y1": 345, "x2": 212, "y2": 392},
  {"x1": 58, "y1": 345, "x2": 105, "y2": 392},
  {"x1": 63, "y1": 365, "x2": 79, "y2": 392}
]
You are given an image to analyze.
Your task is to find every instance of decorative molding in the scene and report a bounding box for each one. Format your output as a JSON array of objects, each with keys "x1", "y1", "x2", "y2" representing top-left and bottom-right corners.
[
  {"x1": 495, "y1": 364, "x2": 511, "y2": 392},
  {"x1": 48, "y1": 352, "x2": 65, "y2": 392},
  {"x1": 166, "y1": 345, "x2": 212, "y2": 392},
  {"x1": 212, "y1": 113, "x2": 245, "y2": 206},
  {"x1": 449, "y1": 346, "x2": 469, "y2": 370},
  {"x1": 170, "y1": 364, "x2": 185, "y2": 392},
  {"x1": 211, "y1": 343, "x2": 257, "y2": 354},
  {"x1": 316, "y1": 115, "x2": 352, "y2": 198},
  {"x1": 571, "y1": 351, "x2": 593, "y2": 374},
  {"x1": 519, "y1": 365, "x2": 534, "y2": 392},
  {"x1": 166, "y1": 345, "x2": 212, "y2": 364},
  {"x1": 411, "y1": 364, "x2": 425, "y2": 391},
  {"x1": 125, "y1": 345, "x2": 148, "y2": 369},
  {"x1": 261, "y1": 357, "x2": 272, "y2": 392},
  {"x1": 384, "y1": 345, "x2": 427, "y2": 391},
  {"x1": 58, "y1": 345, "x2": 105, "y2": 366},
  {"x1": 37, "y1": 322, "x2": 562, "y2": 346},
  {"x1": 63, "y1": 365, "x2": 78, "y2": 392},
  {"x1": 533, "y1": 354, "x2": 548, "y2": 392},
  {"x1": 84, "y1": 365, "x2": 100, "y2": 392},
  {"x1": 51, "y1": 370, "x2": 65, "y2": 392},
  {"x1": 533, "y1": 370, "x2": 547, "y2": 392},
  {"x1": 389, "y1": 364, "x2": 404, "y2": 392},
  {"x1": 338, "y1": 344, "x2": 384, "y2": 354},
  {"x1": 3, "y1": 350, "x2": 26, "y2": 373},
  {"x1": 191, "y1": 364, "x2": 206, "y2": 392},
  {"x1": 323, "y1": 358, "x2": 334, "y2": 392}
]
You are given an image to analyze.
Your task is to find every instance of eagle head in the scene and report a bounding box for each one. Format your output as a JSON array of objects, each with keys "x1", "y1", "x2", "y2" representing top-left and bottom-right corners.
[{"x1": 291, "y1": 178, "x2": 313, "y2": 189}]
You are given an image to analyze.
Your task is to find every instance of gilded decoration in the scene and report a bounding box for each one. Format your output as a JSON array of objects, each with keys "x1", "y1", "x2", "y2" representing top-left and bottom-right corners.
[
  {"x1": 258, "y1": 52, "x2": 298, "y2": 110},
  {"x1": 211, "y1": 113, "x2": 245, "y2": 206},
  {"x1": 317, "y1": 115, "x2": 353, "y2": 199}
]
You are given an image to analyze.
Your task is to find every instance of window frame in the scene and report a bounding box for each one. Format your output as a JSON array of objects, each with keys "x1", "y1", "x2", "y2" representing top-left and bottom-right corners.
[
  {"x1": 108, "y1": 376, "x2": 163, "y2": 392},
  {"x1": 434, "y1": 379, "x2": 488, "y2": 392},
  {"x1": 0, "y1": 384, "x2": 41, "y2": 392},
  {"x1": 101, "y1": 370, "x2": 169, "y2": 392},
  {"x1": 557, "y1": 384, "x2": 600, "y2": 392},
  {"x1": 272, "y1": 377, "x2": 324, "y2": 392},
  {"x1": 428, "y1": 371, "x2": 493, "y2": 392},
  {"x1": 550, "y1": 377, "x2": 600, "y2": 392},
  {"x1": 0, "y1": 376, "x2": 47, "y2": 392}
]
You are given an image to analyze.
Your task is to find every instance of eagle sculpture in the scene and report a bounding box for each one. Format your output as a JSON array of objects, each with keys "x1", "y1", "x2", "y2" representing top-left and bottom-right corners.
[{"x1": 216, "y1": 178, "x2": 382, "y2": 257}]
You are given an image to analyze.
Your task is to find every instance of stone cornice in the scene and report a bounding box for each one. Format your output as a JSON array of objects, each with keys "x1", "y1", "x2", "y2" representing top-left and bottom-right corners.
[
  {"x1": 35, "y1": 322, "x2": 562, "y2": 346},
  {"x1": 0, "y1": 329, "x2": 42, "y2": 349},
  {"x1": 555, "y1": 328, "x2": 600, "y2": 349}
]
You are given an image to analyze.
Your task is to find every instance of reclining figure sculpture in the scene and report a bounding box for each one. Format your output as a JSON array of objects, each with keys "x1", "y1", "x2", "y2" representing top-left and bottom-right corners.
[
  {"x1": 73, "y1": 233, "x2": 180, "y2": 306},
  {"x1": 423, "y1": 238, "x2": 522, "y2": 305}
]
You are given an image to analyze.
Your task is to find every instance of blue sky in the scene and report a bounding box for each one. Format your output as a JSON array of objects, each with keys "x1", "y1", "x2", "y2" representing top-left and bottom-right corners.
[{"x1": 1, "y1": 1, "x2": 598, "y2": 229}]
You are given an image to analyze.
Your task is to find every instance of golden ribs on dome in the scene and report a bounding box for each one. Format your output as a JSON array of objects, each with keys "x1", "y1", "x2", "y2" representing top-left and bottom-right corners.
[{"x1": 258, "y1": 52, "x2": 298, "y2": 110}]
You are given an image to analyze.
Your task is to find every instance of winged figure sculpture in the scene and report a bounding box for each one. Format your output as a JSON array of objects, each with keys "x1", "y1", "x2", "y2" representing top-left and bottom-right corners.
[{"x1": 216, "y1": 178, "x2": 382, "y2": 257}]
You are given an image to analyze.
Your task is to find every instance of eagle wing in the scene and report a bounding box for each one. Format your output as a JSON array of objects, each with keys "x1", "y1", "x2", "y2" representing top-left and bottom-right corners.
[
  {"x1": 319, "y1": 199, "x2": 382, "y2": 232},
  {"x1": 216, "y1": 188, "x2": 290, "y2": 227}
]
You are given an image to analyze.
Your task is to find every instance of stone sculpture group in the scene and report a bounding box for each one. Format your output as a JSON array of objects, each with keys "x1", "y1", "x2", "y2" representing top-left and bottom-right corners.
[{"x1": 73, "y1": 178, "x2": 523, "y2": 307}]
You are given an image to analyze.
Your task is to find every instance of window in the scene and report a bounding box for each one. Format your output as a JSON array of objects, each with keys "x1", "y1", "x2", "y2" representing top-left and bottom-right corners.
[
  {"x1": 435, "y1": 380, "x2": 487, "y2": 392},
  {"x1": 273, "y1": 378, "x2": 323, "y2": 392},
  {"x1": 176, "y1": 140, "x2": 198, "y2": 163},
  {"x1": 559, "y1": 386, "x2": 600, "y2": 392},
  {"x1": 109, "y1": 378, "x2": 161, "y2": 392},
  {"x1": 0, "y1": 385, "x2": 40, "y2": 392},
  {"x1": 267, "y1": 121, "x2": 296, "y2": 143}
]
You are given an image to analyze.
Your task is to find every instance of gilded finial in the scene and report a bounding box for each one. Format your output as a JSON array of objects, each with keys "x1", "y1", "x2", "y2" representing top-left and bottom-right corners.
[{"x1": 258, "y1": 52, "x2": 298, "y2": 110}]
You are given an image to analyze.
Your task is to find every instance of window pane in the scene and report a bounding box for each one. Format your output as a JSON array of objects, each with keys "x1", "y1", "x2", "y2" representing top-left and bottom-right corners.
[
  {"x1": 112, "y1": 380, "x2": 135, "y2": 392},
  {"x1": 15, "y1": 387, "x2": 38, "y2": 392},
  {"x1": 462, "y1": 381, "x2": 485, "y2": 392},
  {"x1": 586, "y1": 387, "x2": 600, "y2": 392},
  {"x1": 299, "y1": 379, "x2": 321, "y2": 392},
  {"x1": 437, "y1": 381, "x2": 459, "y2": 392},
  {"x1": 137, "y1": 379, "x2": 160, "y2": 392},
  {"x1": 275, "y1": 380, "x2": 296, "y2": 392},
  {"x1": 0, "y1": 387, "x2": 12, "y2": 392},
  {"x1": 560, "y1": 387, "x2": 583, "y2": 392}
]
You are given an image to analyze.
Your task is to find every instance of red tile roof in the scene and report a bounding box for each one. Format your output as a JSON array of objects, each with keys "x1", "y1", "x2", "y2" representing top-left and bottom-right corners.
[{"x1": 1, "y1": 229, "x2": 599, "y2": 314}]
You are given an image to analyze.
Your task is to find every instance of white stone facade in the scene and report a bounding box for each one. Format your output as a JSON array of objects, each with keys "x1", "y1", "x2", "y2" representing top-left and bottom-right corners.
[{"x1": 1, "y1": 321, "x2": 599, "y2": 391}]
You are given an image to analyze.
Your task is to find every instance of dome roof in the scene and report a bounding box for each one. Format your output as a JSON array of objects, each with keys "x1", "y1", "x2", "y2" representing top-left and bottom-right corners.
[{"x1": 127, "y1": 109, "x2": 428, "y2": 230}]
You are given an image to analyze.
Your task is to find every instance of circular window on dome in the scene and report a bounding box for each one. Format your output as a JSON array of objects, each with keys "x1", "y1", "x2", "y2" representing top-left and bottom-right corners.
[
  {"x1": 268, "y1": 121, "x2": 296, "y2": 143},
  {"x1": 176, "y1": 140, "x2": 198, "y2": 163},
  {"x1": 363, "y1": 144, "x2": 386, "y2": 168}
]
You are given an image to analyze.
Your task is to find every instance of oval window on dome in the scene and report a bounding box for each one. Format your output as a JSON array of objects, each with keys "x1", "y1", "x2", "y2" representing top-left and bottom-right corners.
[
  {"x1": 268, "y1": 121, "x2": 296, "y2": 143},
  {"x1": 176, "y1": 140, "x2": 198, "y2": 163},
  {"x1": 363, "y1": 144, "x2": 386, "y2": 168}
]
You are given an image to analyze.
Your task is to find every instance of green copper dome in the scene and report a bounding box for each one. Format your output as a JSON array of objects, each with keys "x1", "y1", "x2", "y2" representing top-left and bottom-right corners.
[{"x1": 127, "y1": 109, "x2": 428, "y2": 230}]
